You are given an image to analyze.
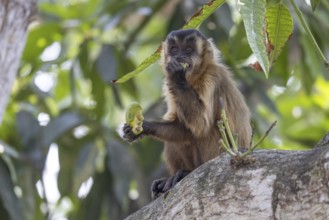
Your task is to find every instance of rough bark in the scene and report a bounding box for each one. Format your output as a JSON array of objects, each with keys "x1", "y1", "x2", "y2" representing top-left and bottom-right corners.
[
  {"x1": 0, "y1": 0, "x2": 37, "y2": 123},
  {"x1": 126, "y1": 133, "x2": 329, "y2": 220}
]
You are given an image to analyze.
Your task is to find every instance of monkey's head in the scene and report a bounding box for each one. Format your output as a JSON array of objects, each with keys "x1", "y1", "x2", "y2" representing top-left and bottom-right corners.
[{"x1": 161, "y1": 29, "x2": 219, "y2": 82}]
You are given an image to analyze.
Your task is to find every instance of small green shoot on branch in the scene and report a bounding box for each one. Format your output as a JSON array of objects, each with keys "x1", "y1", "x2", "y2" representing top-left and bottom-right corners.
[{"x1": 217, "y1": 107, "x2": 277, "y2": 160}]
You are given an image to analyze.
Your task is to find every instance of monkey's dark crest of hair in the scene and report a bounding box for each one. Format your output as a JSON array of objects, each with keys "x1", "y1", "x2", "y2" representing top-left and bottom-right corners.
[
  {"x1": 167, "y1": 29, "x2": 207, "y2": 41},
  {"x1": 121, "y1": 29, "x2": 252, "y2": 198}
]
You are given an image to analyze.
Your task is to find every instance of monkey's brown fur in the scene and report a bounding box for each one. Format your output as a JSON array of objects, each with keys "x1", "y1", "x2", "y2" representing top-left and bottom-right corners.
[
  {"x1": 123, "y1": 29, "x2": 252, "y2": 194},
  {"x1": 159, "y1": 30, "x2": 251, "y2": 174}
]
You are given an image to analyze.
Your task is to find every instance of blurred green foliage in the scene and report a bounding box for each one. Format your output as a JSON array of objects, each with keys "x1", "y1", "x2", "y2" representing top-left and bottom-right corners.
[{"x1": 0, "y1": 0, "x2": 328, "y2": 219}]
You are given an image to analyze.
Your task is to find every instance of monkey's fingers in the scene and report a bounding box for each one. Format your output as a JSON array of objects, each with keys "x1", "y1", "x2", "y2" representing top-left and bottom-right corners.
[
  {"x1": 122, "y1": 127, "x2": 139, "y2": 142},
  {"x1": 166, "y1": 59, "x2": 185, "y2": 74},
  {"x1": 152, "y1": 179, "x2": 166, "y2": 192},
  {"x1": 151, "y1": 179, "x2": 167, "y2": 199},
  {"x1": 123, "y1": 124, "x2": 132, "y2": 133},
  {"x1": 172, "y1": 170, "x2": 190, "y2": 185},
  {"x1": 163, "y1": 176, "x2": 175, "y2": 192}
]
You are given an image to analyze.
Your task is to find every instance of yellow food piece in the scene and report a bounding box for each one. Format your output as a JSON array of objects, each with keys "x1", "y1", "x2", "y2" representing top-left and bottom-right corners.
[
  {"x1": 125, "y1": 102, "x2": 144, "y2": 135},
  {"x1": 180, "y1": 62, "x2": 188, "y2": 70}
]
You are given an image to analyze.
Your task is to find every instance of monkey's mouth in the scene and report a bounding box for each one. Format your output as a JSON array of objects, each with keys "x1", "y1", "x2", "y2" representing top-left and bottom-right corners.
[{"x1": 179, "y1": 61, "x2": 193, "y2": 72}]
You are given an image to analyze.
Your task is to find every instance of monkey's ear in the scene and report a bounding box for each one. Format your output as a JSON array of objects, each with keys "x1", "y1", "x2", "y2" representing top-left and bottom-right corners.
[
  {"x1": 160, "y1": 41, "x2": 167, "y2": 64},
  {"x1": 161, "y1": 41, "x2": 167, "y2": 51},
  {"x1": 207, "y1": 38, "x2": 221, "y2": 61}
]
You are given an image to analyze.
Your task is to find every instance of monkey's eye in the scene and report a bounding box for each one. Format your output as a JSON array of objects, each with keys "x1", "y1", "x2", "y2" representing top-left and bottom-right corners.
[
  {"x1": 185, "y1": 46, "x2": 193, "y2": 53},
  {"x1": 170, "y1": 47, "x2": 178, "y2": 55}
]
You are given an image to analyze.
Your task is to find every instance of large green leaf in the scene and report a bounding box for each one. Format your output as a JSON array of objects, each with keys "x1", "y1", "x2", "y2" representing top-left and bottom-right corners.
[
  {"x1": 0, "y1": 141, "x2": 20, "y2": 159},
  {"x1": 96, "y1": 45, "x2": 117, "y2": 83},
  {"x1": 112, "y1": 48, "x2": 161, "y2": 83},
  {"x1": 113, "y1": 0, "x2": 226, "y2": 83},
  {"x1": 15, "y1": 111, "x2": 40, "y2": 149},
  {"x1": 77, "y1": 41, "x2": 106, "y2": 118},
  {"x1": 115, "y1": 51, "x2": 138, "y2": 99},
  {"x1": 39, "y1": 0, "x2": 100, "y2": 20},
  {"x1": 73, "y1": 171, "x2": 111, "y2": 220},
  {"x1": 183, "y1": 0, "x2": 226, "y2": 29},
  {"x1": 0, "y1": 158, "x2": 25, "y2": 220},
  {"x1": 91, "y1": 65, "x2": 106, "y2": 119},
  {"x1": 106, "y1": 140, "x2": 134, "y2": 209},
  {"x1": 42, "y1": 112, "x2": 86, "y2": 147},
  {"x1": 240, "y1": 0, "x2": 269, "y2": 77},
  {"x1": 266, "y1": 3, "x2": 293, "y2": 65},
  {"x1": 23, "y1": 23, "x2": 62, "y2": 62},
  {"x1": 73, "y1": 141, "x2": 99, "y2": 194},
  {"x1": 228, "y1": 22, "x2": 252, "y2": 61},
  {"x1": 57, "y1": 142, "x2": 78, "y2": 196}
]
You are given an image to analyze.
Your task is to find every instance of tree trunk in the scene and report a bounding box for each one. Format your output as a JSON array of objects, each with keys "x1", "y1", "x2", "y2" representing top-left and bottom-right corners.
[
  {"x1": 0, "y1": 0, "x2": 36, "y2": 123},
  {"x1": 126, "y1": 133, "x2": 329, "y2": 220}
]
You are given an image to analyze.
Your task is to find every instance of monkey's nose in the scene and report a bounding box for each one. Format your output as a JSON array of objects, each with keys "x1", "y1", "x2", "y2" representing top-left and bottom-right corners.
[{"x1": 175, "y1": 56, "x2": 188, "y2": 61}]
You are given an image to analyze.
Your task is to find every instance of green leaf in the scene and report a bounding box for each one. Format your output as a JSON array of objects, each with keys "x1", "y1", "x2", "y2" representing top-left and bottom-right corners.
[
  {"x1": 116, "y1": 52, "x2": 138, "y2": 99},
  {"x1": 106, "y1": 140, "x2": 134, "y2": 209},
  {"x1": 266, "y1": 3, "x2": 293, "y2": 65},
  {"x1": 73, "y1": 141, "x2": 99, "y2": 194},
  {"x1": 16, "y1": 111, "x2": 40, "y2": 149},
  {"x1": 23, "y1": 23, "x2": 62, "y2": 62},
  {"x1": 91, "y1": 65, "x2": 106, "y2": 119},
  {"x1": 0, "y1": 141, "x2": 20, "y2": 159},
  {"x1": 113, "y1": 48, "x2": 161, "y2": 83},
  {"x1": 43, "y1": 112, "x2": 86, "y2": 147},
  {"x1": 54, "y1": 70, "x2": 70, "y2": 101},
  {"x1": 73, "y1": 171, "x2": 111, "y2": 220},
  {"x1": 311, "y1": 0, "x2": 320, "y2": 11},
  {"x1": 96, "y1": 45, "x2": 117, "y2": 83},
  {"x1": 57, "y1": 142, "x2": 78, "y2": 196},
  {"x1": 183, "y1": 0, "x2": 226, "y2": 29},
  {"x1": 228, "y1": 22, "x2": 252, "y2": 61},
  {"x1": 240, "y1": 0, "x2": 269, "y2": 77},
  {"x1": 113, "y1": 0, "x2": 226, "y2": 83},
  {"x1": 39, "y1": 0, "x2": 100, "y2": 20},
  {"x1": 0, "y1": 158, "x2": 25, "y2": 220}
]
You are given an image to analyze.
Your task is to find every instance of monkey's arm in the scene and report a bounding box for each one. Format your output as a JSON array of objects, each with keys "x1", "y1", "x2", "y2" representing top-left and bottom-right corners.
[
  {"x1": 166, "y1": 60, "x2": 214, "y2": 137},
  {"x1": 122, "y1": 120, "x2": 193, "y2": 143}
]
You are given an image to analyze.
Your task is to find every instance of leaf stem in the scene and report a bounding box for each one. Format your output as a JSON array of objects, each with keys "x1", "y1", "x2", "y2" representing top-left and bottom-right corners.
[
  {"x1": 218, "y1": 121, "x2": 230, "y2": 148},
  {"x1": 241, "y1": 121, "x2": 277, "y2": 158},
  {"x1": 219, "y1": 139, "x2": 236, "y2": 156},
  {"x1": 221, "y1": 109, "x2": 238, "y2": 152},
  {"x1": 289, "y1": 0, "x2": 329, "y2": 68}
]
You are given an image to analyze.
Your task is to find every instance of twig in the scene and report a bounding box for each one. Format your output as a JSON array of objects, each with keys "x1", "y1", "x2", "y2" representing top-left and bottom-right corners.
[
  {"x1": 221, "y1": 109, "x2": 238, "y2": 152},
  {"x1": 217, "y1": 106, "x2": 277, "y2": 159},
  {"x1": 240, "y1": 121, "x2": 277, "y2": 158},
  {"x1": 289, "y1": 0, "x2": 329, "y2": 70}
]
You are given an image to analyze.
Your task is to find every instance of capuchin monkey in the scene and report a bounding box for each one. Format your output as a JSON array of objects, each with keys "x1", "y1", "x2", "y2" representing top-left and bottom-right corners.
[{"x1": 121, "y1": 29, "x2": 252, "y2": 198}]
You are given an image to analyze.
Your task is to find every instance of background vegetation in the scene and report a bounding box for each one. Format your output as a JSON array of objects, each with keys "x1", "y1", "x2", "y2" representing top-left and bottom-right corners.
[{"x1": 0, "y1": 0, "x2": 328, "y2": 219}]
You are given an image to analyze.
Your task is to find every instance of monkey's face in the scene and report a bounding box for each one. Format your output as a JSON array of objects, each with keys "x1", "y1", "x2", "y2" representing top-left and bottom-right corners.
[{"x1": 162, "y1": 29, "x2": 207, "y2": 80}]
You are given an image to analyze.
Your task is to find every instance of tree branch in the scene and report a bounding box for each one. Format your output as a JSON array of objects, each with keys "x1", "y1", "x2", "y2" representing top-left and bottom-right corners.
[
  {"x1": 126, "y1": 132, "x2": 329, "y2": 219},
  {"x1": 0, "y1": 0, "x2": 37, "y2": 123}
]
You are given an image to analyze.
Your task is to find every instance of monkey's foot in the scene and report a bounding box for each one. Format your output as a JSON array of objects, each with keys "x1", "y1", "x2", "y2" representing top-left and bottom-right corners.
[{"x1": 151, "y1": 170, "x2": 190, "y2": 199}]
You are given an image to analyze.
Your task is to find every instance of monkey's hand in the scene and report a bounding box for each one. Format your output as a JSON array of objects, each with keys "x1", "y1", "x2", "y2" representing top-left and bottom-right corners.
[
  {"x1": 166, "y1": 59, "x2": 187, "y2": 87},
  {"x1": 121, "y1": 121, "x2": 155, "y2": 143},
  {"x1": 122, "y1": 124, "x2": 141, "y2": 143}
]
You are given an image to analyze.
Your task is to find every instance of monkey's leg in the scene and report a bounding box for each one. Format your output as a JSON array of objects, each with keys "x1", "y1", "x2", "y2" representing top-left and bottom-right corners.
[{"x1": 151, "y1": 170, "x2": 190, "y2": 199}]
